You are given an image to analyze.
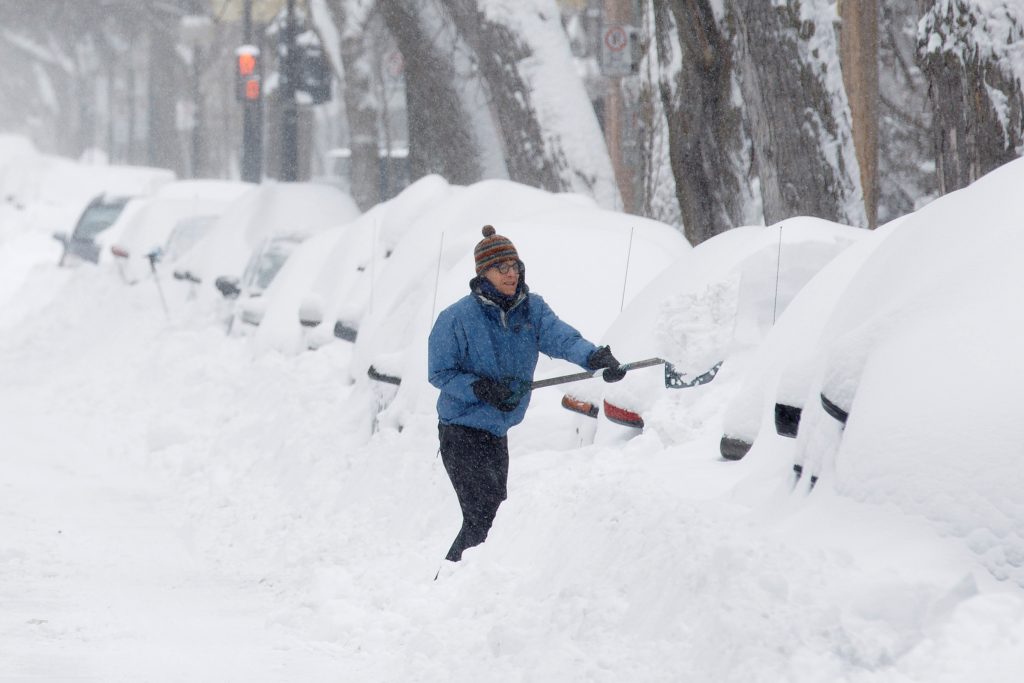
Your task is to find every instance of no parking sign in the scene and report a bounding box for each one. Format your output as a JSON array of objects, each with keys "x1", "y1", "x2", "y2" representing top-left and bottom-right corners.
[{"x1": 599, "y1": 24, "x2": 639, "y2": 77}]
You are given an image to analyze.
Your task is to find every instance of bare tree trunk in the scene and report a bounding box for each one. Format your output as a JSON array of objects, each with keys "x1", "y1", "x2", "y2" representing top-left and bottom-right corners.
[
  {"x1": 635, "y1": 0, "x2": 682, "y2": 228},
  {"x1": 876, "y1": 0, "x2": 933, "y2": 221},
  {"x1": 840, "y1": 0, "x2": 879, "y2": 228},
  {"x1": 730, "y1": 0, "x2": 865, "y2": 226},
  {"x1": 441, "y1": 0, "x2": 619, "y2": 206},
  {"x1": 377, "y1": 0, "x2": 483, "y2": 185},
  {"x1": 147, "y1": 21, "x2": 182, "y2": 173},
  {"x1": 917, "y1": 0, "x2": 1024, "y2": 195},
  {"x1": 324, "y1": 0, "x2": 381, "y2": 210},
  {"x1": 653, "y1": 0, "x2": 751, "y2": 245}
]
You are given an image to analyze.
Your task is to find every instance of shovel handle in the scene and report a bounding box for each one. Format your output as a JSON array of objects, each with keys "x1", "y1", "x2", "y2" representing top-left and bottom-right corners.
[{"x1": 529, "y1": 357, "x2": 666, "y2": 390}]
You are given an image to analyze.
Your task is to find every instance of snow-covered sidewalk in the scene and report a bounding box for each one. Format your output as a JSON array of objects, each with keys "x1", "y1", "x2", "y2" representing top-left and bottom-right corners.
[
  {"x1": 0, "y1": 412, "x2": 345, "y2": 681},
  {"x1": 0, "y1": 266, "x2": 349, "y2": 680}
]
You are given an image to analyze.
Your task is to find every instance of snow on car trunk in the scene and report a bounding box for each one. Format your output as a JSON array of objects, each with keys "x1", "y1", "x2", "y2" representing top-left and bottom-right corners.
[
  {"x1": 718, "y1": 221, "x2": 898, "y2": 462},
  {"x1": 586, "y1": 219, "x2": 865, "y2": 446},
  {"x1": 790, "y1": 157, "x2": 1024, "y2": 586}
]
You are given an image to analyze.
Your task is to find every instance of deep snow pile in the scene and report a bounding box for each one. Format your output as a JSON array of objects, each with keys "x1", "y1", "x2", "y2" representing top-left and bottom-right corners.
[
  {"x1": 3, "y1": 244, "x2": 1024, "y2": 682},
  {"x1": 785, "y1": 157, "x2": 1024, "y2": 588},
  {"x1": 5, "y1": 150, "x2": 1024, "y2": 680}
]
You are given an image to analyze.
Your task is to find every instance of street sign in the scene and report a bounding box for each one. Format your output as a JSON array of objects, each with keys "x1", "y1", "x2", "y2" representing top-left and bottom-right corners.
[
  {"x1": 605, "y1": 25, "x2": 628, "y2": 52},
  {"x1": 599, "y1": 24, "x2": 640, "y2": 78}
]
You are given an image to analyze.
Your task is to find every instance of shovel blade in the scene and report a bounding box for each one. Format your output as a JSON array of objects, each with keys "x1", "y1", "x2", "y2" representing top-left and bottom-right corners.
[{"x1": 664, "y1": 361, "x2": 722, "y2": 389}]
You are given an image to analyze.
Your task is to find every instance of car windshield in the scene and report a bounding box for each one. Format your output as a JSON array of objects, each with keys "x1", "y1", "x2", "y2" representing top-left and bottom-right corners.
[
  {"x1": 242, "y1": 237, "x2": 300, "y2": 292},
  {"x1": 73, "y1": 201, "x2": 128, "y2": 240},
  {"x1": 162, "y1": 215, "x2": 217, "y2": 263}
]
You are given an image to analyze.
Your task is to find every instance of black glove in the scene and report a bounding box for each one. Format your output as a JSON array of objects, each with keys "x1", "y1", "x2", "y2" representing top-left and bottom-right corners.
[
  {"x1": 473, "y1": 378, "x2": 518, "y2": 412},
  {"x1": 588, "y1": 345, "x2": 627, "y2": 383}
]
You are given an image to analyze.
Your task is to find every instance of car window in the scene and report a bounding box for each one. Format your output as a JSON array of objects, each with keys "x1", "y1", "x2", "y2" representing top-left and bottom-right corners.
[
  {"x1": 73, "y1": 201, "x2": 128, "y2": 240},
  {"x1": 163, "y1": 215, "x2": 217, "y2": 262},
  {"x1": 242, "y1": 237, "x2": 301, "y2": 292}
]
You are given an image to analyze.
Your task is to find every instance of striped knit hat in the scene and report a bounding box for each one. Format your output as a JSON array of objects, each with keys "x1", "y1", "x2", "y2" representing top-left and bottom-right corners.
[{"x1": 474, "y1": 225, "x2": 519, "y2": 274}]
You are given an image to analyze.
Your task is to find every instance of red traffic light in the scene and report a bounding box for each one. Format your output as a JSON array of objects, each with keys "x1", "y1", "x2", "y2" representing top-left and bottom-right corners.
[
  {"x1": 238, "y1": 53, "x2": 257, "y2": 77},
  {"x1": 244, "y1": 79, "x2": 260, "y2": 100},
  {"x1": 235, "y1": 46, "x2": 261, "y2": 102}
]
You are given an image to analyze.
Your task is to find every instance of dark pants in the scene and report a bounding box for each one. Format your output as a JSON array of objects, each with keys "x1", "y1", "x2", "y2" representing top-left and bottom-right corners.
[{"x1": 439, "y1": 422, "x2": 509, "y2": 562}]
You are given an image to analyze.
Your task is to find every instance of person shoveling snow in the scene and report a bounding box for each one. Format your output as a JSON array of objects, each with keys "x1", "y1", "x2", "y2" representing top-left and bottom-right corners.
[{"x1": 428, "y1": 225, "x2": 626, "y2": 567}]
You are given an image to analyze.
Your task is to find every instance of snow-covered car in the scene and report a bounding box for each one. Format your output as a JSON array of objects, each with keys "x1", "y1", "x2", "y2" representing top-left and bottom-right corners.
[
  {"x1": 362, "y1": 199, "x2": 690, "y2": 443},
  {"x1": 172, "y1": 182, "x2": 359, "y2": 294},
  {"x1": 107, "y1": 180, "x2": 253, "y2": 282},
  {"x1": 54, "y1": 194, "x2": 134, "y2": 266},
  {"x1": 247, "y1": 175, "x2": 452, "y2": 355},
  {"x1": 227, "y1": 234, "x2": 308, "y2": 331},
  {"x1": 349, "y1": 179, "x2": 609, "y2": 391},
  {"x1": 26, "y1": 155, "x2": 175, "y2": 240},
  {"x1": 779, "y1": 157, "x2": 1024, "y2": 587},
  {"x1": 716, "y1": 223, "x2": 896, "y2": 461},
  {"x1": 161, "y1": 214, "x2": 219, "y2": 265},
  {"x1": 575, "y1": 219, "x2": 865, "y2": 445}
]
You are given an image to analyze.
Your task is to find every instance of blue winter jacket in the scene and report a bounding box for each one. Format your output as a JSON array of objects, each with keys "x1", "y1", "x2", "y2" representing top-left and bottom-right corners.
[{"x1": 428, "y1": 279, "x2": 598, "y2": 437}]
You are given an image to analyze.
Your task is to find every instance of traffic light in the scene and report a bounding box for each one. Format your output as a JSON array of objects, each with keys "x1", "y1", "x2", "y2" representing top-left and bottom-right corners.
[
  {"x1": 299, "y1": 44, "x2": 332, "y2": 105},
  {"x1": 235, "y1": 45, "x2": 261, "y2": 102}
]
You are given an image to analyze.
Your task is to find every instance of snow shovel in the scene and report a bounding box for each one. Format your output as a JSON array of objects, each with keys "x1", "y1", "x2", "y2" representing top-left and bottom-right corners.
[
  {"x1": 528, "y1": 356, "x2": 667, "y2": 391},
  {"x1": 528, "y1": 357, "x2": 723, "y2": 392},
  {"x1": 499, "y1": 358, "x2": 720, "y2": 411}
]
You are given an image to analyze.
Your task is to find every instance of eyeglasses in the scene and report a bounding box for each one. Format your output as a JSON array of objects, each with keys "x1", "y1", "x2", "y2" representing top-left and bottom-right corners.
[{"x1": 491, "y1": 261, "x2": 521, "y2": 275}]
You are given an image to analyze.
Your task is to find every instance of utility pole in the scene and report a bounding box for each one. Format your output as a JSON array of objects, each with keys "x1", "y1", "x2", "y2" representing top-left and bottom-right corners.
[
  {"x1": 603, "y1": 0, "x2": 635, "y2": 213},
  {"x1": 241, "y1": 0, "x2": 262, "y2": 183},
  {"x1": 280, "y1": 0, "x2": 300, "y2": 181}
]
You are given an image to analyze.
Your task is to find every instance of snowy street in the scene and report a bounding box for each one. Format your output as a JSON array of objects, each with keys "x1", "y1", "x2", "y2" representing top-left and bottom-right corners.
[
  {"x1": 0, "y1": 250, "x2": 347, "y2": 680},
  {"x1": 4, "y1": 0, "x2": 1024, "y2": 677},
  {"x1": 4, "y1": 227, "x2": 1024, "y2": 682}
]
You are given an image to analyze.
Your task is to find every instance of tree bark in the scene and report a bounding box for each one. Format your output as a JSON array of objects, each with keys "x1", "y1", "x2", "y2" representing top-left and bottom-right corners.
[
  {"x1": 147, "y1": 17, "x2": 183, "y2": 174},
  {"x1": 875, "y1": 0, "x2": 934, "y2": 221},
  {"x1": 653, "y1": 0, "x2": 751, "y2": 245},
  {"x1": 635, "y1": 0, "x2": 682, "y2": 228},
  {"x1": 730, "y1": 0, "x2": 865, "y2": 226},
  {"x1": 377, "y1": 0, "x2": 483, "y2": 185},
  {"x1": 324, "y1": 0, "x2": 381, "y2": 210},
  {"x1": 441, "y1": 0, "x2": 619, "y2": 206},
  {"x1": 917, "y1": 0, "x2": 1024, "y2": 195},
  {"x1": 839, "y1": 0, "x2": 879, "y2": 227}
]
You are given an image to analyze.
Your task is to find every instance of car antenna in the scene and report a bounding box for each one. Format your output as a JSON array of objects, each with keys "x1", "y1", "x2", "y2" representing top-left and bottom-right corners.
[
  {"x1": 369, "y1": 216, "x2": 378, "y2": 315},
  {"x1": 430, "y1": 231, "x2": 445, "y2": 323},
  {"x1": 772, "y1": 223, "x2": 783, "y2": 325},
  {"x1": 619, "y1": 226, "x2": 635, "y2": 312}
]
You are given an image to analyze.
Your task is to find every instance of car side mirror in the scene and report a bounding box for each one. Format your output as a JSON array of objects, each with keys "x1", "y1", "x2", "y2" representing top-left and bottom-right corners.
[
  {"x1": 52, "y1": 231, "x2": 68, "y2": 245},
  {"x1": 214, "y1": 275, "x2": 241, "y2": 299}
]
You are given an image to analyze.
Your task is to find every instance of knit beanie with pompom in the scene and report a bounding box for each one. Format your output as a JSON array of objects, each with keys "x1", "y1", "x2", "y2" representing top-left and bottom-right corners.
[{"x1": 473, "y1": 225, "x2": 519, "y2": 274}]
